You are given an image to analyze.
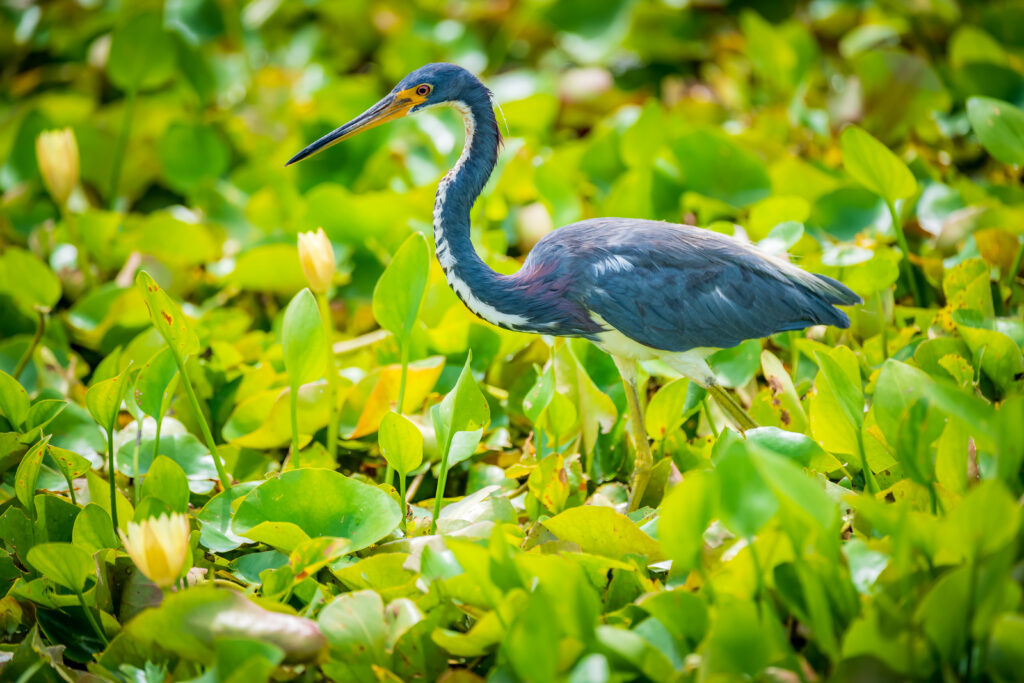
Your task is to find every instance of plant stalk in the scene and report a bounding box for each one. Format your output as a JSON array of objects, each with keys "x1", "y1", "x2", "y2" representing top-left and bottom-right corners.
[
  {"x1": 12, "y1": 310, "x2": 46, "y2": 380},
  {"x1": 107, "y1": 87, "x2": 137, "y2": 209},
  {"x1": 887, "y1": 201, "x2": 922, "y2": 306},
  {"x1": 399, "y1": 473, "x2": 408, "y2": 534},
  {"x1": 289, "y1": 385, "x2": 300, "y2": 466},
  {"x1": 316, "y1": 293, "x2": 340, "y2": 461},
  {"x1": 430, "y1": 429, "x2": 455, "y2": 534},
  {"x1": 173, "y1": 354, "x2": 231, "y2": 490},
  {"x1": 106, "y1": 426, "x2": 118, "y2": 533},
  {"x1": 1007, "y1": 239, "x2": 1024, "y2": 288},
  {"x1": 384, "y1": 341, "x2": 412, "y2": 487},
  {"x1": 75, "y1": 589, "x2": 108, "y2": 645}
]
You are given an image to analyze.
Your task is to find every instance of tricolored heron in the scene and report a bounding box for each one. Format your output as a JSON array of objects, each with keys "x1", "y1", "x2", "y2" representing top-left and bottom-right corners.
[{"x1": 287, "y1": 63, "x2": 861, "y2": 509}]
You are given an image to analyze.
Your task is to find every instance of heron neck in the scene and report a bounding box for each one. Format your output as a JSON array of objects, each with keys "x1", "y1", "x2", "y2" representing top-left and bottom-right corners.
[{"x1": 433, "y1": 93, "x2": 531, "y2": 330}]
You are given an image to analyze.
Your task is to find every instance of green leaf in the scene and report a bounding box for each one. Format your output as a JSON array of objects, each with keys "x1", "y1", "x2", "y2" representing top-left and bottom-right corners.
[
  {"x1": 0, "y1": 248, "x2": 61, "y2": 312},
  {"x1": 107, "y1": 12, "x2": 176, "y2": 91},
  {"x1": 25, "y1": 543, "x2": 94, "y2": 593},
  {"x1": 713, "y1": 433, "x2": 777, "y2": 538},
  {"x1": 197, "y1": 481, "x2": 260, "y2": 553},
  {"x1": 116, "y1": 432, "x2": 219, "y2": 492},
  {"x1": 318, "y1": 590, "x2": 388, "y2": 669},
  {"x1": 372, "y1": 232, "x2": 429, "y2": 343},
  {"x1": 159, "y1": 122, "x2": 229, "y2": 189},
  {"x1": 541, "y1": 505, "x2": 664, "y2": 561},
  {"x1": 966, "y1": 96, "x2": 1024, "y2": 165},
  {"x1": 136, "y1": 271, "x2": 200, "y2": 358},
  {"x1": 232, "y1": 469, "x2": 400, "y2": 553},
  {"x1": 952, "y1": 309, "x2": 1024, "y2": 393},
  {"x1": 378, "y1": 411, "x2": 423, "y2": 478},
  {"x1": 72, "y1": 504, "x2": 119, "y2": 553},
  {"x1": 433, "y1": 356, "x2": 490, "y2": 453},
  {"x1": 659, "y1": 469, "x2": 718, "y2": 572},
  {"x1": 15, "y1": 439, "x2": 48, "y2": 515},
  {"x1": 644, "y1": 377, "x2": 694, "y2": 440},
  {"x1": 140, "y1": 456, "x2": 190, "y2": 513},
  {"x1": 46, "y1": 444, "x2": 90, "y2": 485},
  {"x1": 281, "y1": 288, "x2": 326, "y2": 388},
  {"x1": 134, "y1": 348, "x2": 179, "y2": 419},
  {"x1": 0, "y1": 370, "x2": 30, "y2": 430},
  {"x1": 85, "y1": 369, "x2": 132, "y2": 432},
  {"x1": 840, "y1": 125, "x2": 917, "y2": 204}
]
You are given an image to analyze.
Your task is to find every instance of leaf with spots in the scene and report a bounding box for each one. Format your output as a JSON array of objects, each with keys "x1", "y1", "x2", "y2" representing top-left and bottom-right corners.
[{"x1": 136, "y1": 270, "x2": 200, "y2": 358}]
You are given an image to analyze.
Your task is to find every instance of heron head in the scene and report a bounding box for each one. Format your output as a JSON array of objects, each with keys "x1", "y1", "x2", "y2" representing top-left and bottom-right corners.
[{"x1": 286, "y1": 63, "x2": 481, "y2": 166}]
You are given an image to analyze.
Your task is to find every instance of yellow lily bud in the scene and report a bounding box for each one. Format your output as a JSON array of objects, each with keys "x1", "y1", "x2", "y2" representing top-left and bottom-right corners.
[
  {"x1": 118, "y1": 512, "x2": 191, "y2": 588},
  {"x1": 297, "y1": 227, "x2": 335, "y2": 293},
  {"x1": 35, "y1": 128, "x2": 80, "y2": 207}
]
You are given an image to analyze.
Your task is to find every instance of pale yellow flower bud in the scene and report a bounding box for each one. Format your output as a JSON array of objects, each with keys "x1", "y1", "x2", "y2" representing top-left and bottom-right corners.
[
  {"x1": 297, "y1": 228, "x2": 335, "y2": 293},
  {"x1": 35, "y1": 128, "x2": 80, "y2": 207},
  {"x1": 118, "y1": 512, "x2": 191, "y2": 588}
]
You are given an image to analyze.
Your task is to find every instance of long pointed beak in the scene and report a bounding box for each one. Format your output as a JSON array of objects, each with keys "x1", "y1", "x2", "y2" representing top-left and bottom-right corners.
[{"x1": 286, "y1": 91, "x2": 415, "y2": 166}]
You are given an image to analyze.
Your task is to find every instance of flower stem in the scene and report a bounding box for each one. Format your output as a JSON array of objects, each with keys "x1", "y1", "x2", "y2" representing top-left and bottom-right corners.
[
  {"x1": 887, "y1": 200, "x2": 922, "y2": 306},
  {"x1": 12, "y1": 309, "x2": 45, "y2": 380},
  {"x1": 316, "y1": 293, "x2": 339, "y2": 461},
  {"x1": 173, "y1": 354, "x2": 231, "y2": 490},
  {"x1": 74, "y1": 589, "x2": 108, "y2": 645},
  {"x1": 106, "y1": 425, "x2": 118, "y2": 534},
  {"x1": 107, "y1": 87, "x2": 136, "y2": 209}
]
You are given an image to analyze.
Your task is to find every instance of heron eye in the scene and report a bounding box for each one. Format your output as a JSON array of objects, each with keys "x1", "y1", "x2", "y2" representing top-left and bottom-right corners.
[{"x1": 416, "y1": 84, "x2": 432, "y2": 97}]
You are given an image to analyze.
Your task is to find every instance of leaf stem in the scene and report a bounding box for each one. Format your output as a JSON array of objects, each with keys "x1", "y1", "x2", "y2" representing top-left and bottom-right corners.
[
  {"x1": 12, "y1": 309, "x2": 46, "y2": 380},
  {"x1": 74, "y1": 589, "x2": 108, "y2": 645},
  {"x1": 289, "y1": 384, "x2": 300, "y2": 467},
  {"x1": 702, "y1": 397, "x2": 719, "y2": 438},
  {"x1": 107, "y1": 87, "x2": 137, "y2": 209},
  {"x1": 430, "y1": 430, "x2": 455, "y2": 534},
  {"x1": 316, "y1": 293, "x2": 340, "y2": 462},
  {"x1": 1007, "y1": 238, "x2": 1024, "y2": 288},
  {"x1": 106, "y1": 426, "x2": 118, "y2": 533},
  {"x1": 173, "y1": 355, "x2": 231, "y2": 490},
  {"x1": 61, "y1": 205, "x2": 94, "y2": 290},
  {"x1": 876, "y1": 292, "x2": 888, "y2": 361},
  {"x1": 398, "y1": 472, "x2": 408, "y2": 534},
  {"x1": 886, "y1": 200, "x2": 922, "y2": 306},
  {"x1": 132, "y1": 418, "x2": 142, "y2": 505},
  {"x1": 384, "y1": 341, "x2": 411, "y2": 488}
]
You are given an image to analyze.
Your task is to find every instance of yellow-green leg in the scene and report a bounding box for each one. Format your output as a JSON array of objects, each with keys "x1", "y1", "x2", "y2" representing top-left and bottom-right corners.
[
  {"x1": 612, "y1": 356, "x2": 654, "y2": 511},
  {"x1": 708, "y1": 385, "x2": 757, "y2": 432}
]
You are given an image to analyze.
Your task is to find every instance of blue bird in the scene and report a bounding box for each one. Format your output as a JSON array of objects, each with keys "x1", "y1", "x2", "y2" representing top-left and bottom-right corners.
[{"x1": 288, "y1": 63, "x2": 861, "y2": 509}]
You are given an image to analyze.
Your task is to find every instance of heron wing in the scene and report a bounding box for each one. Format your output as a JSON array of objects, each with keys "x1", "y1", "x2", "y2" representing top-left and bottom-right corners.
[{"x1": 543, "y1": 219, "x2": 857, "y2": 352}]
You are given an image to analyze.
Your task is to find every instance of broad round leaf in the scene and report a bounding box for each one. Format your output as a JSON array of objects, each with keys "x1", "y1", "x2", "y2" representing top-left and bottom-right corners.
[
  {"x1": 966, "y1": 97, "x2": 1024, "y2": 165},
  {"x1": 840, "y1": 125, "x2": 917, "y2": 204},
  {"x1": 281, "y1": 288, "x2": 326, "y2": 387},
  {"x1": 232, "y1": 469, "x2": 401, "y2": 553},
  {"x1": 107, "y1": 12, "x2": 176, "y2": 91},
  {"x1": 26, "y1": 542, "x2": 95, "y2": 592},
  {"x1": 379, "y1": 411, "x2": 424, "y2": 477},
  {"x1": 0, "y1": 247, "x2": 61, "y2": 312},
  {"x1": 159, "y1": 122, "x2": 230, "y2": 189}
]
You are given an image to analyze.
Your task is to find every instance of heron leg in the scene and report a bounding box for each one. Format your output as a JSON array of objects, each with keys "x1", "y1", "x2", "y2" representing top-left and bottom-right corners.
[
  {"x1": 707, "y1": 385, "x2": 758, "y2": 432},
  {"x1": 663, "y1": 351, "x2": 758, "y2": 432},
  {"x1": 611, "y1": 356, "x2": 654, "y2": 511}
]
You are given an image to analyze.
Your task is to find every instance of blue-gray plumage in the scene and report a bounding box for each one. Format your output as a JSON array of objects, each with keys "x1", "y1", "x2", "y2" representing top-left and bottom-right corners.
[{"x1": 287, "y1": 62, "x2": 862, "y2": 510}]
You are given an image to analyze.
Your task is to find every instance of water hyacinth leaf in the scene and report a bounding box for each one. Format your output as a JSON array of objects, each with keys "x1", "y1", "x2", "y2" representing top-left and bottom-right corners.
[
  {"x1": 136, "y1": 271, "x2": 200, "y2": 358},
  {"x1": 318, "y1": 590, "x2": 388, "y2": 670},
  {"x1": 106, "y1": 586, "x2": 326, "y2": 665},
  {"x1": 554, "y1": 342, "x2": 617, "y2": 456},
  {"x1": 659, "y1": 469, "x2": 719, "y2": 572},
  {"x1": 15, "y1": 438, "x2": 48, "y2": 515},
  {"x1": 952, "y1": 310, "x2": 1024, "y2": 393},
  {"x1": 281, "y1": 288, "x2": 326, "y2": 387},
  {"x1": 0, "y1": 248, "x2": 61, "y2": 312},
  {"x1": 72, "y1": 504, "x2": 119, "y2": 553},
  {"x1": 197, "y1": 481, "x2": 260, "y2": 553},
  {"x1": 134, "y1": 348, "x2": 179, "y2": 419},
  {"x1": 759, "y1": 350, "x2": 807, "y2": 433},
  {"x1": 644, "y1": 377, "x2": 693, "y2": 441},
  {"x1": 0, "y1": 371, "x2": 30, "y2": 430},
  {"x1": 224, "y1": 381, "x2": 333, "y2": 449},
  {"x1": 232, "y1": 468, "x2": 400, "y2": 554},
  {"x1": 840, "y1": 125, "x2": 917, "y2": 204},
  {"x1": 342, "y1": 358, "x2": 442, "y2": 438},
  {"x1": 140, "y1": 456, "x2": 190, "y2": 513},
  {"x1": 372, "y1": 232, "x2": 430, "y2": 341},
  {"x1": 379, "y1": 411, "x2": 423, "y2": 477},
  {"x1": 46, "y1": 444, "x2": 90, "y2": 488},
  {"x1": 523, "y1": 364, "x2": 555, "y2": 424},
  {"x1": 713, "y1": 433, "x2": 777, "y2": 538},
  {"x1": 433, "y1": 356, "x2": 490, "y2": 452},
  {"x1": 107, "y1": 12, "x2": 177, "y2": 91},
  {"x1": 966, "y1": 96, "x2": 1024, "y2": 165},
  {"x1": 25, "y1": 543, "x2": 94, "y2": 593},
  {"x1": 541, "y1": 505, "x2": 664, "y2": 561}
]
